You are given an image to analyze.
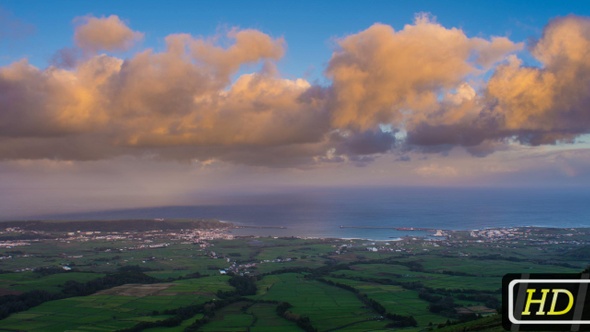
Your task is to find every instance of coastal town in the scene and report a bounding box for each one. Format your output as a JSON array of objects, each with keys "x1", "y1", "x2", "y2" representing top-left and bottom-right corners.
[{"x1": 1, "y1": 220, "x2": 588, "y2": 274}]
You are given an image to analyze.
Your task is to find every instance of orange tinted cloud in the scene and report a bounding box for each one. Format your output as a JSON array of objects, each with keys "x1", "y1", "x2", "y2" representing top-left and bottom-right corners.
[
  {"x1": 2, "y1": 14, "x2": 590, "y2": 167},
  {"x1": 486, "y1": 15, "x2": 590, "y2": 144},
  {"x1": 406, "y1": 15, "x2": 590, "y2": 151},
  {"x1": 74, "y1": 15, "x2": 143, "y2": 53},
  {"x1": 326, "y1": 14, "x2": 522, "y2": 131},
  {"x1": 0, "y1": 20, "x2": 329, "y2": 165}
]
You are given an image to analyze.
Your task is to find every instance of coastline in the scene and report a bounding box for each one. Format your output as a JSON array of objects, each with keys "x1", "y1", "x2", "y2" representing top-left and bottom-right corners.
[
  {"x1": 227, "y1": 223, "x2": 590, "y2": 242},
  {"x1": 2, "y1": 218, "x2": 589, "y2": 244}
]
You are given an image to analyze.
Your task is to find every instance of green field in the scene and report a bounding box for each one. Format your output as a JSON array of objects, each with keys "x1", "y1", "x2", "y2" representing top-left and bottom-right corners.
[
  {"x1": 0, "y1": 226, "x2": 588, "y2": 331},
  {"x1": 198, "y1": 301, "x2": 302, "y2": 332},
  {"x1": 0, "y1": 272, "x2": 104, "y2": 293},
  {"x1": 0, "y1": 276, "x2": 231, "y2": 332},
  {"x1": 253, "y1": 273, "x2": 397, "y2": 331},
  {"x1": 324, "y1": 277, "x2": 448, "y2": 326}
]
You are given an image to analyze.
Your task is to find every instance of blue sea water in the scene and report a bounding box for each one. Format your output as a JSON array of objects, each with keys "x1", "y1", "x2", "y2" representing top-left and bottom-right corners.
[{"x1": 31, "y1": 187, "x2": 590, "y2": 240}]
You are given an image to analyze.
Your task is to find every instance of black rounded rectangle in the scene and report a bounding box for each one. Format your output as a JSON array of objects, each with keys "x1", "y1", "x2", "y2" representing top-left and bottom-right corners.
[{"x1": 503, "y1": 273, "x2": 590, "y2": 331}]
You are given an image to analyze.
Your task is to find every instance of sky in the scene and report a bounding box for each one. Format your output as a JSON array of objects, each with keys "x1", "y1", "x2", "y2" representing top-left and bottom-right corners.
[{"x1": 1, "y1": 1, "x2": 590, "y2": 219}]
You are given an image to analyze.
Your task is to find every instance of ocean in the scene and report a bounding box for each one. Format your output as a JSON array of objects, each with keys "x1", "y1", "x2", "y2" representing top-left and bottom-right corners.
[{"x1": 32, "y1": 187, "x2": 590, "y2": 240}]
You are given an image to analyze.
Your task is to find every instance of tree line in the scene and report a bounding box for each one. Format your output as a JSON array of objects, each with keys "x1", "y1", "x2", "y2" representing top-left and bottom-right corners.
[{"x1": 0, "y1": 266, "x2": 157, "y2": 320}]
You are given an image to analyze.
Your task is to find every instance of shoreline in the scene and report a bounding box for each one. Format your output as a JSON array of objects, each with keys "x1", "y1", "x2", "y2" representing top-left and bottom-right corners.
[
  {"x1": 2, "y1": 219, "x2": 589, "y2": 244},
  {"x1": 228, "y1": 224, "x2": 590, "y2": 242}
]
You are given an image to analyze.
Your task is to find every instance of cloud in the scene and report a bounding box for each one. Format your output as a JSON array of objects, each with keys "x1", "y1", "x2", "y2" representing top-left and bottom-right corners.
[
  {"x1": 74, "y1": 15, "x2": 144, "y2": 53},
  {"x1": 0, "y1": 24, "x2": 331, "y2": 166},
  {"x1": 415, "y1": 164, "x2": 458, "y2": 178},
  {"x1": 0, "y1": 59, "x2": 94, "y2": 138},
  {"x1": 50, "y1": 47, "x2": 80, "y2": 69},
  {"x1": 329, "y1": 129, "x2": 396, "y2": 156},
  {"x1": 326, "y1": 13, "x2": 522, "y2": 131},
  {"x1": 487, "y1": 16, "x2": 590, "y2": 144},
  {"x1": 189, "y1": 28, "x2": 285, "y2": 78},
  {"x1": 406, "y1": 15, "x2": 590, "y2": 151},
  {"x1": 1, "y1": 14, "x2": 590, "y2": 168}
]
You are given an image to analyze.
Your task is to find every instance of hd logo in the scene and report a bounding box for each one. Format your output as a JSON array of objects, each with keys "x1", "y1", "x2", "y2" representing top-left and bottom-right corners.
[{"x1": 503, "y1": 274, "x2": 590, "y2": 331}]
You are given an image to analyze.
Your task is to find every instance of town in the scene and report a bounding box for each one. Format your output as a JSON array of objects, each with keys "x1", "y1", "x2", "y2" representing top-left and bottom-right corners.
[{"x1": 1, "y1": 220, "x2": 588, "y2": 275}]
